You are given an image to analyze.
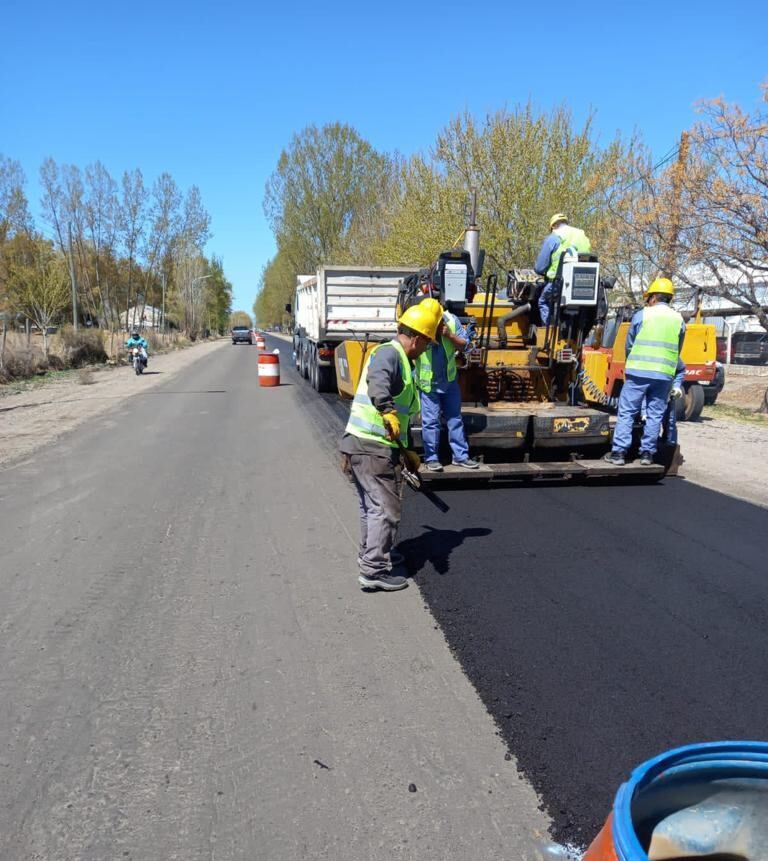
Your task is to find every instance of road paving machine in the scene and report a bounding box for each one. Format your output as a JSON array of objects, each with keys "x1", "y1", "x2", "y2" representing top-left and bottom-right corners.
[{"x1": 398, "y1": 198, "x2": 681, "y2": 484}]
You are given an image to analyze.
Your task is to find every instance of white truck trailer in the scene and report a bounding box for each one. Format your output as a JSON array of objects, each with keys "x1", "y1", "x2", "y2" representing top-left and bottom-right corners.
[{"x1": 290, "y1": 266, "x2": 414, "y2": 392}]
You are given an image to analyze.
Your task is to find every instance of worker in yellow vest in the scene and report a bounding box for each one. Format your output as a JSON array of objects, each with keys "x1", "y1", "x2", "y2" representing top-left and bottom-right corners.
[
  {"x1": 534, "y1": 213, "x2": 592, "y2": 325},
  {"x1": 340, "y1": 298, "x2": 442, "y2": 591},
  {"x1": 415, "y1": 308, "x2": 479, "y2": 472},
  {"x1": 604, "y1": 278, "x2": 686, "y2": 466}
]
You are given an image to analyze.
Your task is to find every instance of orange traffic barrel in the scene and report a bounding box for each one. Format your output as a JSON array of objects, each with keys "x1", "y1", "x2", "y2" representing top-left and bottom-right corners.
[
  {"x1": 583, "y1": 741, "x2": 768, "y2": 861},
  {"x1": 258, "y1": 351, "x2": 280, "y2": 387},
  {"x1": 256, "y1": 336, "x2": 266, "y2": 350}
]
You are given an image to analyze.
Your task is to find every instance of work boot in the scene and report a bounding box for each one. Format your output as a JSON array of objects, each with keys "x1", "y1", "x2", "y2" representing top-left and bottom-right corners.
[
  {"x1": 358, "y1": 573, "x2": 409, "y2": 592},
  {"x1": 639, "y1": 451, "x2": 654, "y2": 466},
  {"x1": 425, "y1": 461, "x2": 443, "y2": 473},
  {"x1": 453, "y1": 458, "x2": 480, "y2": 469},
  {"x1": 603, "y1": 449, "x2": 626, "y2": 466}
]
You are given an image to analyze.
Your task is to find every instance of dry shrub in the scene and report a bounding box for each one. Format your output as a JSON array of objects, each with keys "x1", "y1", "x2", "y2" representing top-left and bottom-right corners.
[{"x1": 59, "y1": 327, "x2": 108, "y2": 368}]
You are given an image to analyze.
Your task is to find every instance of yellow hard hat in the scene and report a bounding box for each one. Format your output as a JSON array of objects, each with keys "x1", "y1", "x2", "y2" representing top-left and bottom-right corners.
[
  {"x1": 398, "y1": 297, "x2": 442, "y2": 341},
  {"x1": 645, "y1": 277, "x2": 675, "y2": 298},
  {"x1": 549, "y1": 212, "x2": 568, "y2": 229}
]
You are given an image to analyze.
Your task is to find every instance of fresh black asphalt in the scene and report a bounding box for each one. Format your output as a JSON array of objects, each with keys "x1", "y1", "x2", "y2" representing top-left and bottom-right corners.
[{"x1": 275, "y1": 335, "x2": 768, "y2": 848}]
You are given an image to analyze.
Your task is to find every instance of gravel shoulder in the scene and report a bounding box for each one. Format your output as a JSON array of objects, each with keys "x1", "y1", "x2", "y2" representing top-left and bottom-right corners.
[
  {"x1": 677, "y1": 414, "x2": 768, "y2": 508},
  {"x1": 0, "y1": 339, "x2": 230, "y2": 468}
]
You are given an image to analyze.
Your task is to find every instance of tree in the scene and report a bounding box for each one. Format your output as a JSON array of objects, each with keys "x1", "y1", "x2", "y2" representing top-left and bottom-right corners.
[
  {"x1": 675, "y1": 90, "x2": 768, "y2": 332},
  {"x1": 5, "y1": 236, "x2": 70, "y2": 357},
  {"x1": 253, "y1": 250, "x2": 295, "y2": 327},
  {"x1": 0, "y1": 155, "x2": 31, "y2": 244},
  {"x1": 230, "y1": 310, "x2": 252, "y2": 328},
  {"x1": 264, "y1": 123, "x2": 392, "y2": 273}
]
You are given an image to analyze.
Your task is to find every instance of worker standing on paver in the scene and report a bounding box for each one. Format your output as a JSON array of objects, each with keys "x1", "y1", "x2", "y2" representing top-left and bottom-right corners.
[
  {"x1": 534, "y1": 213, "x2": 592, "y2": 325},
  {"x1": 340, "y1": 298, "x2": 442, "y2": 592},
  {"x1": 416, "y1": 307, "x2": 479, "y2": 472},
  {"x1": 605, "y1": 278, "x2": 686, "y2": 466}
]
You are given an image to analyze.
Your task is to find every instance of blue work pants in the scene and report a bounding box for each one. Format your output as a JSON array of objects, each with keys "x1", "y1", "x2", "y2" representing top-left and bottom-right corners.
[
  {"x1": 420, "y1": 382, "x2": 469, "y2": 463},
  {"x1": 613, "y1": 374, "x2": 672, "y2": 454},
  {"x1": 538, "y1": 283, "x2": 553, "y2": 325}
]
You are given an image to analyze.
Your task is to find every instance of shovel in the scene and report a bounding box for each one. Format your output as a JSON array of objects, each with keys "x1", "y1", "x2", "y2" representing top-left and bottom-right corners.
[{"x1": 394, "y1": 440, "x2": 450, "y2": 513}]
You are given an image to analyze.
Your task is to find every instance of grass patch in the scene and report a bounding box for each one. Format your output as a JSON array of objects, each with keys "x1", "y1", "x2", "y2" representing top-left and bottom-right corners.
[{"x1": 703, "y1": 404, "x2": 768, "y2": 425}]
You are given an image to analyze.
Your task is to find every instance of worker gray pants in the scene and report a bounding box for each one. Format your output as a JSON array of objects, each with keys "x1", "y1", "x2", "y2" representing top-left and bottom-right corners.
[{"x1": 349, "y1": 453, "x2": 402, "y2": 578}]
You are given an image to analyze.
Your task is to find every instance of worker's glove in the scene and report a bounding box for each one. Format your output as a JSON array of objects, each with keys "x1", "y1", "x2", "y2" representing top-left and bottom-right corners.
[
  {"x1": 401, "y1": 448, "x2": 421, "y2": 474},
  {"x1": 381, "y1": 411, "x2": 401, "y2": 441},
  {"x1": 669, "y1": 387, "x2": 684, "y2": 402}
]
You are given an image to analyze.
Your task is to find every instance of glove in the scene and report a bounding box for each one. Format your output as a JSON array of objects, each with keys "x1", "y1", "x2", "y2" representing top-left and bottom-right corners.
[
  {"x1": 669, "y1": 387, "x2": 684, "y2": 402},
  {"x1": 381, "y1": 411, "x2": 400, "y2": 441},
  {"x1": 402, "y1": 448, "x2": 421, "y2": 474}
]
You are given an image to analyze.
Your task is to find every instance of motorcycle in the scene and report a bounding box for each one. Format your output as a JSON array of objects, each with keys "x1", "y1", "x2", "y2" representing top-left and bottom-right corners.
[{"x1": 130, "y1": 346, "x2": 148, "y2": 375}]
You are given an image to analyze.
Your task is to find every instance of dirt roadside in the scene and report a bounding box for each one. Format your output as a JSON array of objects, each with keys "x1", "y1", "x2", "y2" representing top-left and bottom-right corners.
[
  {"x1": 677, "y1": 416, "x2": 768, "y2": 508},
  {"x1": 0, "y1": 339, "x2": 229, "y2": 468}
]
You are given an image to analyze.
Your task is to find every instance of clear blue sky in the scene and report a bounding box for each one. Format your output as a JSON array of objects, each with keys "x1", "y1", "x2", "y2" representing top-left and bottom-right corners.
[{"x1": 2, "y1": 0, "x2": 766, "y2": 313}]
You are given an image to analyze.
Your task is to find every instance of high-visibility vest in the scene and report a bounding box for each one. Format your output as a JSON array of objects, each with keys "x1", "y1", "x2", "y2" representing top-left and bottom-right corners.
[
  {"x1": 414, "y1": 314, "x2": 458, "y2": 392},
  {"x1": 344, "y1": 340, "x2": 419, "y2": 448},
  {"x1": 546, "y1": 225, "x2": 592, "y2": 280},
  {"x1": 625, "y1": 303, "x2": 684, "y2": 378}
]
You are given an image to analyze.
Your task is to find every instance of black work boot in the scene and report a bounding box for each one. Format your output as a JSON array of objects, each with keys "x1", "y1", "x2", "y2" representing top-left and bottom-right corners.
[
  {"x1": 603, "y1": 449, "x2": 626, "y2": 466},
  {"x1": 358, "y1": 573, "x2": 409, "y2": 592}
]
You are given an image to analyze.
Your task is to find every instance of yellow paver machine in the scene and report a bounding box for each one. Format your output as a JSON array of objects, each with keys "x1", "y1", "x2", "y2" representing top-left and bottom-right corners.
[{"x1": 335, "y1": 210, "x2": 681, "y2": 484}]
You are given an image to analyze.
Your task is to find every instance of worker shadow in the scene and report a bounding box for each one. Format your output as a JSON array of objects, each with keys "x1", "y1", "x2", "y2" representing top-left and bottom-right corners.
[{"x1": 397, "y1": 525, "x2": 492, "y2": 577}]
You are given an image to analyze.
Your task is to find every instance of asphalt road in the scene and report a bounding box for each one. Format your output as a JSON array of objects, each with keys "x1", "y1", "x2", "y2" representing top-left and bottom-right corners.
[
  {"x1": 276, "y1": 335, "x2": 768, "y2": 847},
  {"x1": 0, "y1": 341, "x2": 550, "y2": 861}
]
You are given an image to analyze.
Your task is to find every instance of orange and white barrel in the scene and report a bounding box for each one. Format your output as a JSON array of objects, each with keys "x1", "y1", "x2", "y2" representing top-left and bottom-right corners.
[
  {"x1": 258, "y1": 351, "x2": 280, "y2": 387},
  {"x1": 256, "y1": 336, "x2": 266, "y2": 350}
]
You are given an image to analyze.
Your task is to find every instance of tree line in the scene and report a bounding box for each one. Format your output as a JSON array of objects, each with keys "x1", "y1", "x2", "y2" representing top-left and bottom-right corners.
[
  {"x1": 255, "y1": 88, "x2": 768, "y2": 333},
  {"x1": 0, "y1": 157, "x2": 233, "y2": 355}
]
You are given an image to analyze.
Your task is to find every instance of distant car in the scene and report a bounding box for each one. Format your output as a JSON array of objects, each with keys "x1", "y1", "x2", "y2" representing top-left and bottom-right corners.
[
  {"x1": 231, "y1": 326, "x2": 253, "y2": 344},
  {"x1": 716, "y1": 332, "x2": 768, "y2": 365}
]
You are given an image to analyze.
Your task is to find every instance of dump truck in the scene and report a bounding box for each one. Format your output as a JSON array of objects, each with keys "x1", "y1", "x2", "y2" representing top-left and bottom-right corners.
[{"x1": 289, "y1": 266, "x2": 414, "y2": 392}]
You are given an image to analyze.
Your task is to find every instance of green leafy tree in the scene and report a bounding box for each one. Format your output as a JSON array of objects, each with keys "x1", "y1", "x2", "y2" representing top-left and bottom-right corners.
[{"x1": 230, "y1": 310, "x2": 252, "y2": 328}]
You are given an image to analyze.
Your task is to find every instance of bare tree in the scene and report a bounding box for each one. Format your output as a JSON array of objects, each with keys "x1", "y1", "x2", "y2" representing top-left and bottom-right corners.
[{"x1": 117, "y1": 169, "x2": 147, "y2": 331}]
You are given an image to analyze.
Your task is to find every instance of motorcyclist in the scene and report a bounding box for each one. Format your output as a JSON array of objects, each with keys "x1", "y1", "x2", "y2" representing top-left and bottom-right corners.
[{"x1": 125, "y1": 330, "x2": 149, "y2": 368}]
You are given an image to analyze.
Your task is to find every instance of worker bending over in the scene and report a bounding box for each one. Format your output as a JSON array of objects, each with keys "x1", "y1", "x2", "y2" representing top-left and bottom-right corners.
[
  {"x1": 416, "y1": 307, "x2": 479, "y2": 471},
  {"x1": 605, "y1": 278, "x2": 686, "y2": 466},
  {"x1": 534, "y1": 213, "x2": 591, "y2": 325},
  {"x1": 340, "y1": 299, "x2": 442, "y2": 592}
]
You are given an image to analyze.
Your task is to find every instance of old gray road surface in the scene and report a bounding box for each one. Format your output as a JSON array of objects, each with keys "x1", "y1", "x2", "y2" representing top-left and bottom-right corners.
[{"x1": 0, "y1": 344, "x2": 549, "y2": 861}]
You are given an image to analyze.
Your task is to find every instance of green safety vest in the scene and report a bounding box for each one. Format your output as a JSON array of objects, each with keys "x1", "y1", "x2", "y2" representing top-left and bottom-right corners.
[
  {"x1": 414, "y1": 314, "x2": 458, "y2": 393},
  {"x1": 546, "y1": 226, "x2": 592, "y2": 280},
  {"x1": 345, "y1": 339, "x2": 419, "y2": 448},
  {"x1": 625, "y1": 303, "x2": 684, "y2": 379}
]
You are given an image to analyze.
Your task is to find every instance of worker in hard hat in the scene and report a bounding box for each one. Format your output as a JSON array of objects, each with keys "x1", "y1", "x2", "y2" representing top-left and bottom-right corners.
[
  {"x1": 604, "y1": 278, "x2": 686, "y2": 466},
  {"x1": 415, "y1": 307, "x2": 479, "y2": 472},
  {"x1": 534, "y1": 213, "x2": 592, "y2": 325},
  {"x1": 340, "y1": 298, "x2": 443, "y2": 592}
]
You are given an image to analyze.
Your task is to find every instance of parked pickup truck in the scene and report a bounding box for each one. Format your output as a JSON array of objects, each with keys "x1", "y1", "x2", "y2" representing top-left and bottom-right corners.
[{"x1": 231, "y1": 326, "x2": 253, "y2": 345}]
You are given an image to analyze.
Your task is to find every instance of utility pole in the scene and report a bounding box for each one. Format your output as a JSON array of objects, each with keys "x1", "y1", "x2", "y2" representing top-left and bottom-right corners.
[
  {"x1": 67, "y1": 222, "x2": 78, "y2": 331},
  {"x1": 661, "y1": 131, "x2": 690, "y2": 280},
  {"x1": 161, "y1": 272, "x2": 166, "y2": 340}
]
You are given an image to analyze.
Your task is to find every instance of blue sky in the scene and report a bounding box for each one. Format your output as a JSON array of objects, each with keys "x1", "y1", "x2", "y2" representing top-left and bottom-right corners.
[{"x1": 2, "y1": 0, "x2": 766, "y2": 313}]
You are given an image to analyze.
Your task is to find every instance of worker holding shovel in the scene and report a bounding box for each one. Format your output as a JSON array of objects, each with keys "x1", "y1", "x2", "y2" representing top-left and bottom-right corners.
[{"x1": 340, "y1": 298, "x2": 442, "y2": 592}]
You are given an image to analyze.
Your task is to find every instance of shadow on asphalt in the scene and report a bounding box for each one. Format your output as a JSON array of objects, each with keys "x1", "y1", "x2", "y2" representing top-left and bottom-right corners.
[{"x1": 398, "y1": 525, "x2": 492, "y2": 576}]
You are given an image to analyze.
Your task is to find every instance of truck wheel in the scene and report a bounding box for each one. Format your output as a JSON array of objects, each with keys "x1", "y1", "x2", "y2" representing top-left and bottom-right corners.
[
  {"x1": 310, "y1": 354, "x2": 319, "y2": 390},
  {"x1": 301, "y1": 348, "x2": 310, "y2": 380},
  {"x1": 681, "y1": 382, "x2": 705, "y2": 421}
]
